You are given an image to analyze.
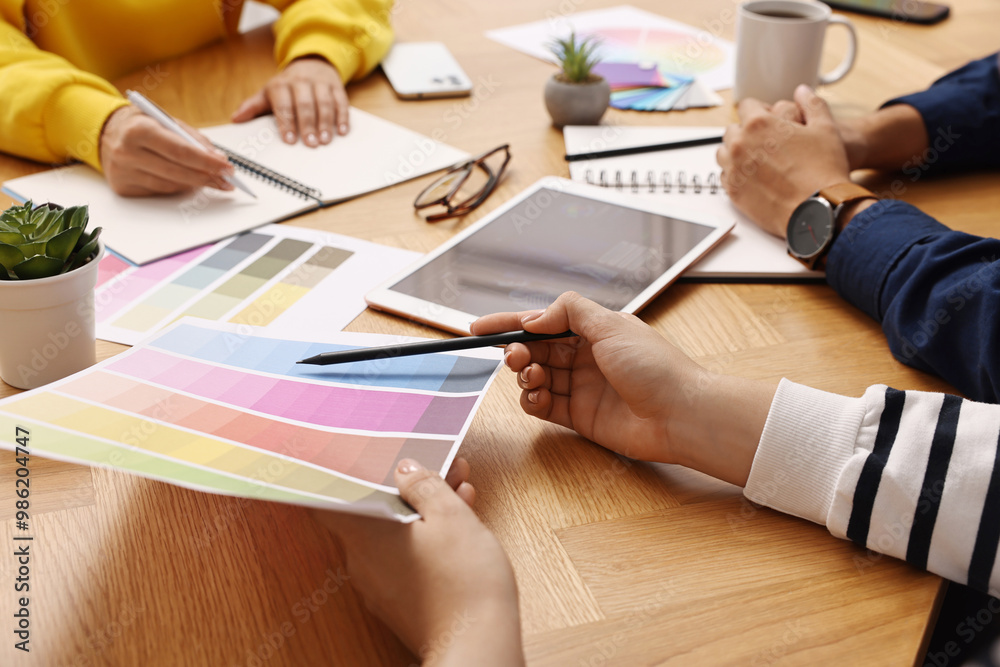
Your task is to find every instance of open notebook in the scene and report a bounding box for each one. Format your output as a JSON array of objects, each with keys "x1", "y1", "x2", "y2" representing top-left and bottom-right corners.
[
  {"x1": 2, "y1": 109, "x2": 468, "y2": 265},
  {"x1": 563, "y1": 126, "x2": 823, "y2": 280}
]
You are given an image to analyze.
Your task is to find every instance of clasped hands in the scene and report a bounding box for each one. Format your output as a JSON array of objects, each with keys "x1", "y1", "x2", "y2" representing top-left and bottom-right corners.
[
  {"x1": 717, "y1": 84, "x2": 856, "y2": 236},
  {"x1": 100, "y1": 56, "x2": 346, "y2": 196},
  {"x1": 717, "y1": 84, "x2": 928, "y2": 237}
]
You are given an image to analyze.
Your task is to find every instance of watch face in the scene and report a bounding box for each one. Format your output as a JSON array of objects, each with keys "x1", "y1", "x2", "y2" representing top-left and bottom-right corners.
[{"x1": 787, "y1": 198, "x2": 835, "y2": 258}]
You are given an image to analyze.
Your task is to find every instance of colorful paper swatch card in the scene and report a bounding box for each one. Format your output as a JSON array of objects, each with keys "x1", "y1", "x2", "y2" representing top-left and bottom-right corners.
[
  {"x1": 0, "y1": 320, "x2": 503, "y2": 521},
  {"x1": 486, "y1": 5, "x2": 736, "y2": 92},
  {"x1": 95, "y1": 224, "x2": 419, "y2": 346},
  {"x1": 593, "y1": 62, "x2": 671, "y2": 89}
]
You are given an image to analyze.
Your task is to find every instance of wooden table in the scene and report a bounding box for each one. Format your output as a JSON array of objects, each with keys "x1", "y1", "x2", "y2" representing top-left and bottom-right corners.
[{"x1": 1, "y1": 1, "x2": 997, "y2": 664}]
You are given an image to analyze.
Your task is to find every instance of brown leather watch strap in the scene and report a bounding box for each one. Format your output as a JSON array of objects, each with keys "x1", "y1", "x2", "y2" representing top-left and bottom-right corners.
[{"x1": 818, "y1": 182, "x2": 877, "y2": 208}]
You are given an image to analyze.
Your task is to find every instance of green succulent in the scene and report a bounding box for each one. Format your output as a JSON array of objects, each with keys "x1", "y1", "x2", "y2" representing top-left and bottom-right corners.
[
  {"x1": 0, "y1": 201, "x2": 102, "y2": 280},
  {"x1": 549, "y1": 31, "x2": 602, "y2": 83}
]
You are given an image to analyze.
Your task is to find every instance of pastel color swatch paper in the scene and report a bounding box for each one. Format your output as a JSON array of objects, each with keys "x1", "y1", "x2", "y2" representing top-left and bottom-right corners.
[
  {"x1": 94, "y1": 224, "x2": 420, "y2": 346},
  {"x1": 0, "y1": 320, "x2": 503, "y2": 521},
  {"x1": 486, "y1": 6, "x2": 735, "y2": 92},
  {"x1": 592, "y1": 62, "x2": 667, "y2": 89},
  {"x1": 107, "y1": 233, "x2": 271, "y2": 331},
  {"x1": 148, "y1": 323, "x2": 500, "y2": 393}
]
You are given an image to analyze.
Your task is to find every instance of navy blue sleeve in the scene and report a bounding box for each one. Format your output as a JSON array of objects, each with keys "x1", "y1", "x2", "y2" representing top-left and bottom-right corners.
[
  {"x1": 826, "y1": 199, "x2": 1000, "y2": 403},
  {"x1": 883, "y1": 52, "x2": 1000, "y2": 174}
]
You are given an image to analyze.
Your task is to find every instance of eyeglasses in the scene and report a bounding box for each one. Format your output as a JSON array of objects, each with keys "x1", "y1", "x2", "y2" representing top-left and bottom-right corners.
[{"x1": 414, "y1": 144, "x2": 511, "y2": 222}]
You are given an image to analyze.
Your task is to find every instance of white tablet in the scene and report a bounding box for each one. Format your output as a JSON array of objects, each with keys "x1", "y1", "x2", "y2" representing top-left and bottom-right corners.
[{"x1": 366, "y1": 177, "x2": 734, "y2": 334}]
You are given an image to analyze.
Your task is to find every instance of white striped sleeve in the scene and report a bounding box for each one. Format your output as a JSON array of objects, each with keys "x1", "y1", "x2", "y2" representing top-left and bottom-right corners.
[{"x1": 745, "y1": 378, "x2": 1000, "y2": 597}]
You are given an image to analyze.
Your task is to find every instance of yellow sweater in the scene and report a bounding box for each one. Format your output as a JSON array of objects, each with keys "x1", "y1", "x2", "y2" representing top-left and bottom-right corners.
[{"x1": 0, "y1": 0, "x2": 393, "y2": 170}]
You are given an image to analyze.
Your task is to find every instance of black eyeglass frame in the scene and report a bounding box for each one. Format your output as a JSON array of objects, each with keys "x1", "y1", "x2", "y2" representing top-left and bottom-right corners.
[{"x1": 413, "y1": 144, "x2": 511, "y2": 222}]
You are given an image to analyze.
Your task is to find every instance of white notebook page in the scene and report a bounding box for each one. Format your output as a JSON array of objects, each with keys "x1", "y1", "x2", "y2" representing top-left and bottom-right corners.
[{"x1": 3, "y1": 109, "x2": 469, "y2": 265}]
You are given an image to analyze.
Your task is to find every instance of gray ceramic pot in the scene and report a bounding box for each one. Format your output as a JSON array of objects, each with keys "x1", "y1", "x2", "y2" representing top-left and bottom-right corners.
[{"x1": 544, "y1": 75, "x2": 611, "y2": 127}]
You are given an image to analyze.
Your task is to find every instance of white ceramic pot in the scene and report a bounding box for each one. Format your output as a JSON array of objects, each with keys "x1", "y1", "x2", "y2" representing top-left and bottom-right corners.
[
  {"x1": 544, "y1": 74, "x2": 611, "y2": 127},
  {"x1": 0, "y1": 242, "x2": 104, "y2": 390}
]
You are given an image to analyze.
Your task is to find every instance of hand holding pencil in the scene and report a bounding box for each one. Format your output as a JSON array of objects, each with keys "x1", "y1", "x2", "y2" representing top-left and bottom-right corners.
[
  {"x1": 297, "y1": 330, "x2": 576, "y2": 365},
  {"x1": 469, "y1": 292, "x2": 697, "y2": 464},
  {"x1": 99, "y1": 96, "x2": 248, "y2": 198},
  {"x1": 470, "y1": 292, "x2": 772, "y2": 487}
]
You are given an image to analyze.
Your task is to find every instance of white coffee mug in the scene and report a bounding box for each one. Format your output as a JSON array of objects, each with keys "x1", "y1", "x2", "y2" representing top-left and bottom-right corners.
[{"x1": 734, "y1": 0, "x2": 857, "y2": 103}]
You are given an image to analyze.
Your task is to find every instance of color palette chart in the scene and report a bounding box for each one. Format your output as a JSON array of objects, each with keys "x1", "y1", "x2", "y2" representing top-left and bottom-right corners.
[
  {"x1": 486, "y1": 6, "x2": 736, "y2": 92},
  {"x1": 95, "y1": 224, "x2": 420, "y2": 346},
  {"x1": 0, "y1": 320, "x2": 503, "y2": 521}
]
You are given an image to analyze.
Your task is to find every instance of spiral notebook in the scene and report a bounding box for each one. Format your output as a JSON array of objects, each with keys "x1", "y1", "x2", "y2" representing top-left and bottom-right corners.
[
  {"x1": 3, "y1": 109, "x2": 468, "y2": 265},
  {"x1": 563, "y1": 125, "x2": 823, "y2": 280}
]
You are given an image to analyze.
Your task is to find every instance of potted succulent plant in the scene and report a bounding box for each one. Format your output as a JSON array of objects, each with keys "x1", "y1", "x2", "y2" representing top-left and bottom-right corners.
[
  {"x1": 544, "y1": 32, "x2": 610, "y2": 127},
  {"x1": 0, "y1": 201, "x2": 103, "y2": 389}
]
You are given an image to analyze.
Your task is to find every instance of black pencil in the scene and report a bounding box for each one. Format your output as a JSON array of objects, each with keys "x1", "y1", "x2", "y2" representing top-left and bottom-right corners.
[
  {"x1": 564, "y1": 135, "x2": 723, "y2": 162},
  {"x1": 297, "y1": 330, "x2": 576, "y2": 366}
]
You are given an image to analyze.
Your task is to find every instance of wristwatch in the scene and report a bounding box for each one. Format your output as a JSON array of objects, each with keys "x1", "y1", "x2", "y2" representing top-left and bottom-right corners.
[{"x1": 786, "y1": 183, "x2": 878, "y2": 270}]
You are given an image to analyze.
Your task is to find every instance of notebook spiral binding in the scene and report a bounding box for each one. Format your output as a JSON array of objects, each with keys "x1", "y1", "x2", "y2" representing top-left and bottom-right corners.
[
  {"x1": 214, "y1": 144, "x2": 324, "y2": 202},
  {"x1": 584, "y1": 169, "x2": 721, "y2": 195}
]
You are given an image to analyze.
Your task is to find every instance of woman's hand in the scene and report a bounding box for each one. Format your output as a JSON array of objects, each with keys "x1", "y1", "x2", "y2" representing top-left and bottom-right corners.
[
  {"x1": 232, "y1": 56, "x2": 349, "y2": 147},
  {"x1": 313, "y1": 458, "x2": 524, "y2": 666},
  {"x1": 99, "y1": 105, "x2": 235, "y2": 197}
]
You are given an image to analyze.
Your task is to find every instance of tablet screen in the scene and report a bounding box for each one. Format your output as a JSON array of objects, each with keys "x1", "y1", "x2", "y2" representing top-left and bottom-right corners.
[{"x1": 389, "y1": 187, "x2": 715, "y2": 315}]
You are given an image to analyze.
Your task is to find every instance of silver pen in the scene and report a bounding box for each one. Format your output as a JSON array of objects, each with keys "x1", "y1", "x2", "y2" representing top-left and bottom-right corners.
[{"x1": 125, "y1": 89, "x2": 256, "y2": 198}]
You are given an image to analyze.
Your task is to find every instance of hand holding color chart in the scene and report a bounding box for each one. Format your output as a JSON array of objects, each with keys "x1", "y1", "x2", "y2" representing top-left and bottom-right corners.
[{"x1": 0, "y1": 320, "x2": 503, "y2": 521}]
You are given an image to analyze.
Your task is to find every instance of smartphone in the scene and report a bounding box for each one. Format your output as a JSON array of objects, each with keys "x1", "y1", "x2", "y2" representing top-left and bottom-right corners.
[
  {"x1": 819, "y1": 0, "x2": 949, "y2": 24},
  {"x1": 381, "y1": 42, "x2": 473, "y2": 99}
]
